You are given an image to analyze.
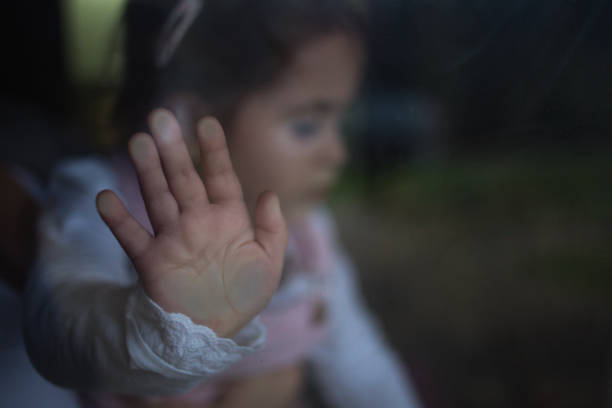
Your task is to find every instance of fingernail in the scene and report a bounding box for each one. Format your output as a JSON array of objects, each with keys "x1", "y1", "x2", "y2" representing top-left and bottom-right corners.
[
  {"x1": 96, "y1": 191, "x2": 114, "y2": 215},
  {"x1": 198, "y1": 117, "x2": 218, "y2": 139},
  {"x1": 269, "y1": 192, "x2": 282, "y2": 218},
  {"x1": 129, "y1": 134, "x2": 151, "y2": 161},
  {"x1": 151, "y1": 110, "x2": 175, "y2": 142}
]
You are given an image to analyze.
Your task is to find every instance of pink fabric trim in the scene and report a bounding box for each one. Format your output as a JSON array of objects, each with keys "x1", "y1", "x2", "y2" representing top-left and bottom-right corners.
[{"x1": 221, "y1": 296, "x2": 328, "y2": 378}]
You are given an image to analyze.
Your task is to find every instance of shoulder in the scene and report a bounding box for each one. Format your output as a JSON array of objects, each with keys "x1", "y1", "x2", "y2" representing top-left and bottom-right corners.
[
  {"x1": 39, "y1": 156, "x2": 120, "y2": 249},
  {"x1": 48, "y1": 156, "x2": 116, "y2": 199},
  {"x1": 44, "y1": 155, "x2": 120, "y2": 216}
]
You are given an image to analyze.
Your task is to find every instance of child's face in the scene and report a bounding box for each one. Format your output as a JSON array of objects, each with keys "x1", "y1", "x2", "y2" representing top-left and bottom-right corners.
[{"x1": 226, "y1": 32, "x2": 364, "y2": 224}]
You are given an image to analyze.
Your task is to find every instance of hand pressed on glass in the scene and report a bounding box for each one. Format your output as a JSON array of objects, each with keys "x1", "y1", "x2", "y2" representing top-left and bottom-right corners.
[{"x1": 96, "y1": 109, "x2": 288, "y2": 338}]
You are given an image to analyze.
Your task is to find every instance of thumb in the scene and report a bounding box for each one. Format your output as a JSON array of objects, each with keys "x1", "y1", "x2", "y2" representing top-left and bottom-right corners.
[{"x1": 254, "y1": 191, "x2": 288, "y2": 271}]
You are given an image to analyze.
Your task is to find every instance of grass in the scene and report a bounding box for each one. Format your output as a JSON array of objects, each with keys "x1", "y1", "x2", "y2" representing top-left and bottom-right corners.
[{"x1": 328, "y1": 150, "x2": 612, "y2": 407}]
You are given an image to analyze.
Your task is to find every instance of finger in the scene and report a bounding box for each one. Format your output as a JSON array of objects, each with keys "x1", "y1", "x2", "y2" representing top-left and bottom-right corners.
[
  {"x1": 149, "y1": 109, "x2": 208, "y2": 210},
  {"x1": 197, "y1": 117, "x2": 243, "y2": 203},
  {"x1": 129, "y1": 132, "x2": 179, "y2": 233},
  {"x1": 254, "y1": 191, "x2": 287, "y2": 275},
  {"x1": 96, "y1": 189, "x2": 152, "y2": 260}
]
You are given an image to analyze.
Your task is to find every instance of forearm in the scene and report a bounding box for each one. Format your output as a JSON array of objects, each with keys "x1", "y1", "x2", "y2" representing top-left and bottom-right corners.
[
  {"x1": 23, "y1": 267, "x2": 265, "y2": 396},
  {"x1": 23, "y1": 280, "x2": 142, "y2": 392}
]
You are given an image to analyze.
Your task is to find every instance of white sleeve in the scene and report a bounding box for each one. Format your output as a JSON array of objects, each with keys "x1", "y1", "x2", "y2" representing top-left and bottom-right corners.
[
  {"x1": 308, "y1": 253, "x2": 423, "y2": 408},
  {"x1": 23, "y1": 158, "x2": 265, "y2": 396}
]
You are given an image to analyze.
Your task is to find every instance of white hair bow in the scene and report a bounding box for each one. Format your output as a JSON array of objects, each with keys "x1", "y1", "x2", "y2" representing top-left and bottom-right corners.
[{"x1": 156, "y1": 0, "x2": 204, "y2": 67}]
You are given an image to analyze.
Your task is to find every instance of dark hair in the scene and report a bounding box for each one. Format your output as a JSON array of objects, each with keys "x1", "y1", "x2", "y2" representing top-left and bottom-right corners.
[{"x1": 113, "y1": 0, "x2": 368, "y2": 140}]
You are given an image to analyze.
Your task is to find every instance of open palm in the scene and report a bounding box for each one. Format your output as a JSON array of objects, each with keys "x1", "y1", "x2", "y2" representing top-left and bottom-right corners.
[{"x1": 96, "y1": 109, "x2": 287, "y2": 337}]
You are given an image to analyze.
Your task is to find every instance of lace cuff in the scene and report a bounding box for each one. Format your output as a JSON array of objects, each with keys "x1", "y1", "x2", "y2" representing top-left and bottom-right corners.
[{"x1": 125, "y1": 286, "x2": 265, "y2": 380}]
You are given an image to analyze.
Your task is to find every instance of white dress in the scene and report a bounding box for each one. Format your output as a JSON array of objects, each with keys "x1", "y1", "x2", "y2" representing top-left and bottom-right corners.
[{"x1": 22, "y1": 157, "x2": 421, "y2": 407}]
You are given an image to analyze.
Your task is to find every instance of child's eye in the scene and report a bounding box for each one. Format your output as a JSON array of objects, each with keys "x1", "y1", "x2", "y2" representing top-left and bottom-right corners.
[{"x1": 291, "y1": 120, "x2": 321, "y2": 139}]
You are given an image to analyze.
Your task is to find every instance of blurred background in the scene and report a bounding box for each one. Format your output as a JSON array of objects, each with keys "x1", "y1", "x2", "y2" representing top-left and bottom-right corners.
[{"x1": 2, "y1": 0, "x2": 612, "y2": 407}]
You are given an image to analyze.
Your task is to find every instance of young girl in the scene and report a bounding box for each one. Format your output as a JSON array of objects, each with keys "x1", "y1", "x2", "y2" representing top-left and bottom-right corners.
[{"x1": 24, "y1": 0, "x2": 421, "y2": 407}]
